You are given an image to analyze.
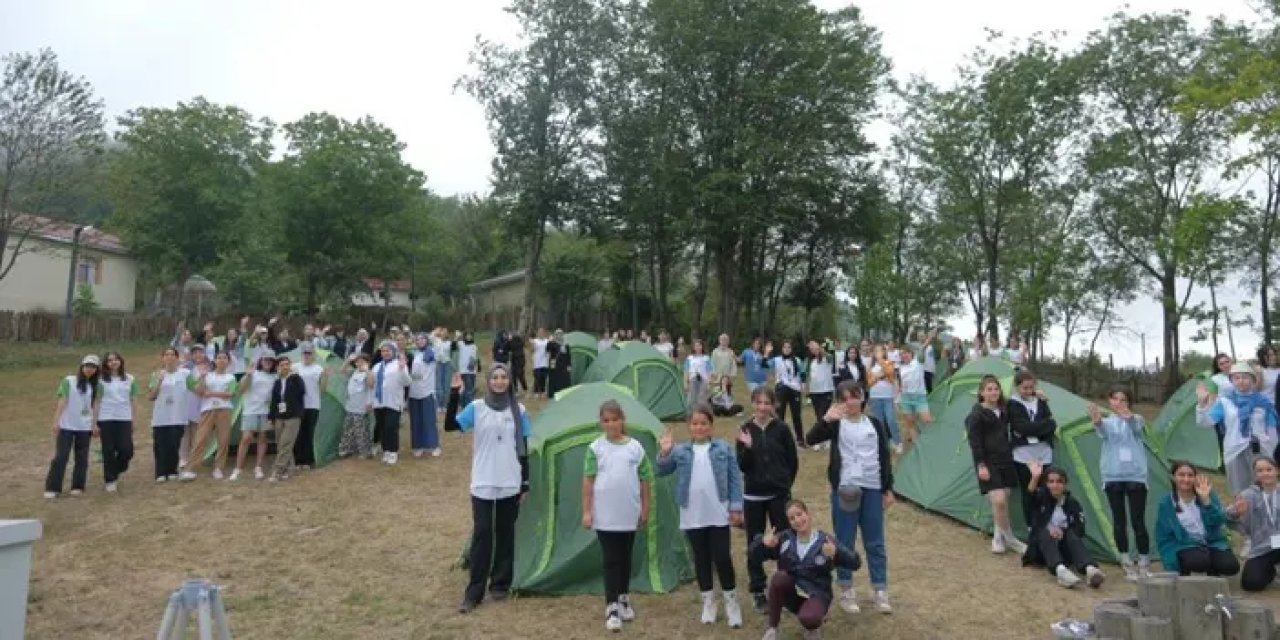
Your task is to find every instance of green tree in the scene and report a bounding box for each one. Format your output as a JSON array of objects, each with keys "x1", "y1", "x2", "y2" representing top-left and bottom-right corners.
[
  {"x1": 0, "y1": 49, "x2": 106, "y2": 282},
  {"x1": 108, "y1": 98, "x2": 273, "y2": 312},
  {"x1": 72, "y1": 283, "x2": 100, "y2": 316}
]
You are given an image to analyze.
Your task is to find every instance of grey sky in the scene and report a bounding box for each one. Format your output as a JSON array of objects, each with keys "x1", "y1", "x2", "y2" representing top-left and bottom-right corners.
[{"x1": 2, "y1": 0, "x2": 1267, "y2": 365}]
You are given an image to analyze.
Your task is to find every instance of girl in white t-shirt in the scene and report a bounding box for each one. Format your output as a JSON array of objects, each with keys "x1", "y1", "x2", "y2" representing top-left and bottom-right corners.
[
  {"x1": 686, "y1": 339, "x2": 713, "y2": 408},
  {"x1": 44, "y1": 354, "x2": 100, "y2": 498},
  {"x1": 582, "y1": 400, "x2": 654, "y2": 631},
  {"x1": 181, "y1": 351, "x2": 239, "y2": 481},
  {"x1": 149, "y1": 347, "x2": 194, "y2": 482},
  {"x1": 232, "y1": 354, "x2": 278, "y2": 480},
  {"x1": 96, "y1": 351, "x2": 139, "y2": 492},
  {"x1": 1258, "y1": 346, "x2": 1280, "y2": 401}
]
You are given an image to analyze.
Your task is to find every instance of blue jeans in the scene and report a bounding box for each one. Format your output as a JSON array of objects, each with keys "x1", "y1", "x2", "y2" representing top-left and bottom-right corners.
[
  {"x1": 461, "y1": 373, "x2": 477, "y2": 407},
  {"x1": 868, "y1": 397, "x2": 900, "y2": 445},
  {"x1": 436, "y1": 362, "x2": 453, "y2": 401},
  {"x1": 408, "y1": 395, "x2": 439, "y2": 451},
  {"x1": 832, "y1": 487, "x2": 886, "y2": 590}
]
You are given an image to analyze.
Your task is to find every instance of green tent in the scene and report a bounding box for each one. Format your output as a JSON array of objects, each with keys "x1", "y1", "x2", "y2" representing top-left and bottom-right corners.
[
  {"x1": 563, "y1": 331, "x2": 598, "y2": 385},
  {"x1": 204, "y1": 347, "x2": 348, "y2": 468},
  {"x1": 1148, "y1": 371, "x2": 1219, "y2": 470},
  {"x1": 582, "y1": 342, "x2": 687, "y2": 420},
  {"x1": 896, "y1": 357, "x2": 1172, "y2": 562},
  {"x1": 509, "y1": 382, "x2": 693, "y2": 595}
]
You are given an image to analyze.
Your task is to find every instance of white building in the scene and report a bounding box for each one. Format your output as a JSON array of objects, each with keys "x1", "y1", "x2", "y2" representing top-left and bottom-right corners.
[{"x1": 0, "y1": 216, "x2": 139, "y2": 312}]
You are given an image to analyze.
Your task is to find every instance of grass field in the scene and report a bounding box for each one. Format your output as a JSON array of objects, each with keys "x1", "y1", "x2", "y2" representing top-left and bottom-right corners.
[{"x1": 4, "y1": 343, "x2": 1279, "y2": 639}]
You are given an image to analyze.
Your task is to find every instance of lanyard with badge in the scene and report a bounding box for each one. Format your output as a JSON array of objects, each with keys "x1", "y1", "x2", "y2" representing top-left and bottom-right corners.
[{"x1": 1265, "y1": 491, "x2": 1280, "y2": 551}]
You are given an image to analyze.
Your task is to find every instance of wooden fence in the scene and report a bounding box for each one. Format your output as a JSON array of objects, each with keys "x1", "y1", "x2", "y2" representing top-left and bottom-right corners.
[{"x1": 1027, "y1": 361, "x2": 1170, "y2": 404}]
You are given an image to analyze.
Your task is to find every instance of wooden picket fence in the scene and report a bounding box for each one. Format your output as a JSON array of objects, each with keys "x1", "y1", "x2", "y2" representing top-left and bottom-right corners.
[{"x1": 1025, "y1": 360, "x2": 1169, "y2": 404}]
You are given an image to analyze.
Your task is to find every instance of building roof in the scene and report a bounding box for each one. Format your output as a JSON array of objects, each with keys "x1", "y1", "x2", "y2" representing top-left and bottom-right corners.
[
  {"x1": 470, "y1": 269, "x2": 528, "y2": 292},
  {"x1": 14, "y1": 214, "x2": 128, "y2": 255},
  {"x1": 362, "y1": 277, "x2": 412, "y2": 292}
]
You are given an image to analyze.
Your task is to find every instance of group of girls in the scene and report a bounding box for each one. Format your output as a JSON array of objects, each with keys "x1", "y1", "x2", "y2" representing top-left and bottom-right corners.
[{"x1": 491, "y1": 327, "x2": 571, "y2": 399}]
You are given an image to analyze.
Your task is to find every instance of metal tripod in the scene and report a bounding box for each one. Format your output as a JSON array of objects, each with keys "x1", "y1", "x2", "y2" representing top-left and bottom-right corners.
[{"x1": 156, "y1": 579, "x2": 232, "y2": 640}]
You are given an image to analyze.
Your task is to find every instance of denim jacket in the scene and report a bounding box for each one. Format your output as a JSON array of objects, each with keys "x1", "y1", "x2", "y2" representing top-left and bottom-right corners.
[{"x1": 656, "y1": 439, "x2": 744, "y2": 512}]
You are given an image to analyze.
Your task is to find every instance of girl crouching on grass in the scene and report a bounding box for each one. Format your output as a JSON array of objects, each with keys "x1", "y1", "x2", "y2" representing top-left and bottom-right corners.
[
  {"x1": 1155, "y1": 460, "x2": 1239, "y2": 577},
  {"x1": 656, "y1": 403, "x2": 745, "y2": 628},
  {"x1": 737, "y1": 386, "x2": 799, "y2": 613},
  {"x1": 1226, "y1": 456, "x2": 1280, "y2": 591},
  {"x1": 44, "y1": 355, "x2": 100, "y2": 498},
  {"x1": 232, "y1": 354, "x2": 277, "y2": 480},
  {"x1": 1022, "y1": 459, "x2": 1105, "y2": 588},
  {"x1": 752, "y1": 499, "x2": 861, "y2": 640},
  {"x1": 582, "y1": 400, "x2": 653, "y2": 632},
  {"x1": 339, "y1": 353, "x2": 374, "y2": 458}
]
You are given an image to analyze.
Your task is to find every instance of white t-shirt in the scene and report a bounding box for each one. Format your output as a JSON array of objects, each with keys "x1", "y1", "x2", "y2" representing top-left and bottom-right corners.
[
  {"x1": 1176, "y1": 497, "x2": 1206, "y2": 542},
  {"x1": 150, "y1": 369, "x2": 194, "y2": 427},
  {"x1": 869, "y1": 363, "x2": 895, "y2": 399},
  {"x1": 898, "y1": 361, "x2": 926, "y2": 395},
  {"x1": 457, "y1": 343, "x2": 479, "y2": 375},
  {"x1": 773, "y1": 357, "x2": 803, "y2": 392},
  {"x1": 224, "y1": 342, "x2": 246, "y2": 375},
  {"x1": 838, "y1": 416, "x2": 881, "y2": 490},
  {"x1": 1049, "y1": 503, "x2": 1069, "y2": 530},
  {"x1": 1263, "y1": 367, "x2": 1280, "y2": 400},
  {"x1": 1011, "y1": 395, "x2": 1053, "y2": 464},
  {"x1": 1005, "y1": 347, "x2": 1025, "y2": 365},
  {"x1": 97, "y1": 375, "x2": 138, "y2": 422},
  {"x1": 199, "y1": 372, "x2": 237, "y2": 413},
  {"x1": 807, "y1": 358, "x2": 835, "y2": 394},
  {"x1": 655, "y1": 342, "x2": 674, "y2": 359},
  {"x1": 458, "y1": 401, "x2": 530, "y2": 500},
  {"x1": 923, "y1": 344, "x2": 937, "y2": 374},
  {"x1": 887, "y1": 349, "x2": 902, "y2": 364},
  {"x1": 432, "y1": 337, "x2": 452, "y2": 364},
  {"x1": 345, "y1": 371, "x2": 371, "y2": 414},
  {"x1": 532, "y1": 338, "x2": 550, "y2": 369},
  {"x1": 680, "y1": 443, "x2": 730, "y2": 530},
  {"x1": 296, "y1": 362, "x2": 325, "y2": 410},
  {"x1": 371, "y1": 360, "x2": 411, "y2": 411},
  {"x1": 794, "y1": 533, "x2": 820, "y2": 559},
  {"x1": 242, "y1": 371, "x2": 277, "y2": 416},
  {"x1": 408, "y1": 351, "x2": 436, "y2": 399},
  {"x1": 686, "y1": 355, "x2": 712, "y2": 382},
  {"x1": 587, "y1": 436, "x2": 652, "y2": 532},
  {"x1": 56, "y1": 375, "x2": 95, "y2": 431}
]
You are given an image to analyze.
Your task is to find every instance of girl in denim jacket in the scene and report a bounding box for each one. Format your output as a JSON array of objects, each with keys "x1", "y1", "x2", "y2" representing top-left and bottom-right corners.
[{"x1": 657, "y1": 403, "x2": 745, "y2": 628}]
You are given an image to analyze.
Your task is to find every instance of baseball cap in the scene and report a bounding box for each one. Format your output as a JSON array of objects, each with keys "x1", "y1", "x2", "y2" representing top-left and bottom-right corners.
[{"x1": 81, "y1": 354, "x2": 101, "y2": 367}]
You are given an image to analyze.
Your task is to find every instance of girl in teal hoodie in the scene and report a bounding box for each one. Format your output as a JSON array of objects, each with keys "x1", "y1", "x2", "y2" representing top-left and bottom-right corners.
[{"x1": 1155, "y1": 460, "x2": 1239, "y2": 576}]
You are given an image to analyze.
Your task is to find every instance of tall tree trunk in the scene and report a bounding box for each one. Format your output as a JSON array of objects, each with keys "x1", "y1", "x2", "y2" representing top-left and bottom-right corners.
[
  {"x1": 1087, "y1": 295, "x2": 1114, "y2": 363},
  {"x1": 985, "y1": 244, "x2": 1000, "y2": 344},
  {"x1": 691, "y1": 239, "x2": 712, "y2": 339},
  {"x1": 1209, "y1": 280, "x2": 1221, "y2": 356},
  {"x1": 519, "y1": 220, "x2": 548, "y2": 336},
  {"x1": 1161, "y1": 270, "x2": 1181, "y2": 396}
]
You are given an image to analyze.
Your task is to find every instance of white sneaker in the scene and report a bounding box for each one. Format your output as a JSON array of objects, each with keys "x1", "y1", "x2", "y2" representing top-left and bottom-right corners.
[
  {"x1": 763, "y1": 628, "x2": 779, "y2": 640},
  {"x1": 700, "y1": 591, "x2": 717, "y2": 624},
  {"x1": 267, "y1": 475, "x2": 278, "y2": 483},
  {"x1": 1002, "y1": 531, "x2": 1027, "y2": 555},
  {"x1": 874, "y1": 590, "x2": 892, "y2": 614},
  {"x1": 1138, "y1": 556, "x2": 1152, "y2": 579},
  {"x1": 618, "y1": 594, "x2": 635, "y2": 621},
  {"x1": 991, "y1": 532, "x2": 1006, "y2": 554},
  {"x1": 605, "y1": 604, "x2": 622, "y2": 632},
  {"x1": 431, "y1": 448, "x2": 442, "y2": 457},
  {"x1": 212, "y1": 468, "x2": 224, "y2": 480},
  {"x1": 839, "y1": 587, "x2": 860, "y2": 614},
  {"x1": 413, "y1": 449, "x2": 425, "y2": 458},
  {"x1": 69, "y1": 489, "x2": 83, "y2": 496},
  {"x1": 167, "y1": 474, "x2": 179, "y2": 482},
  {"x1": 229, "y1": 469, "x2": 241, "y2": 482},
  {"x1": 105, "y1": 482, "x2": 118, "y2": 493},
  {"x1": 723, "y1": 591, "x2": 743, "y2": 628},
  {"x1": 371, "y1": 444, "x2": 382, "y2": 457},
  {"x1": 1086, "y1": 565, "x2": 1105, "y2": 588},
  {"x1": 1056, "y1": 564, "x2": 1081, "y2": 588},
  {"x1": 254, "y1": 467, "x2": 265, "y2": 480},
  {"x1": 43, "y1": 491, "x2": 56, "y2": 499},
  {"x1": 178, "y1": 459, "x2": 188, "y2": 470},
  {"x1": 179, "y1": 471, "x2": 197, "y2": 482},
  {"x1": 387, "y1": 452, "x2": 398, "y2": 465},
  {"x1": 1120, "y1": 557, "x2": 1139, "y2": 582},
  {"x1": 155, "y1": 476, "x2": 167, "y2": 484}
]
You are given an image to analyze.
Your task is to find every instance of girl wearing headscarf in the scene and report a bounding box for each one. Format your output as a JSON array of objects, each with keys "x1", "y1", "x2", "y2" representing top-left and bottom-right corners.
[
  {"x1": 547, "y1": 330, "x2": 571, "y2": 399},
  {"x1": 458, "y1": 332, "x2": 480, "y2": 406},
  {"x1": 457, "y1": 364, "x2": 532, "y2": 614},
  {"x1": 370, "y1": 341, "x2": 412, "y2": 465},
  {"x1": 408, "y1": 333, "x2": 440, "y2": 458}
]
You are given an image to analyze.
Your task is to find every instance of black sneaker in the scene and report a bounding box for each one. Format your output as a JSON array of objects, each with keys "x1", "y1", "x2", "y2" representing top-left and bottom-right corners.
[
  {"x1": 458, "y1": 599, "x2": 477, "y2": 614},
  {"x1": 489, "y1": 589, "x2": 510, "y2": 602},
  {"x1": 753, "y1": 592, "x2": 768, "y2": 614}
]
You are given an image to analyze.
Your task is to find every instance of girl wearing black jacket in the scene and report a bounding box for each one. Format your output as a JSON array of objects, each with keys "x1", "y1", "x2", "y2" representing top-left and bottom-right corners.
[
  {"x1": 1023, "y1": 459, "x2": 1105, "y2": 589},
  {"x1": 267, "y1": 356, "x2": 306, "y2": 481},
  {"x1": 751, "y1": 499, "x2": 861, "y2": 640},
  {"x1": 1007, "y1": 370, "x2": 1057, "y2": 536},
  {"x1": 736, "y1": 387, "x2": 799, "y2": 613},
  {"x1": 966, "y1": 375, "x2": 1028, "y2": 556},
  {"x1": 806, "y1": 381, "x2": 895, "y2": 615}
]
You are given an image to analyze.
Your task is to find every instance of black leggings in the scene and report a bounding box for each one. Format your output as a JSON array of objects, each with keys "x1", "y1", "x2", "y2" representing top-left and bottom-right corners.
[
  {"x1": 1177, "y1": 546, "x2": 1240, "y2": 577},
  {"x1": 97, "y1": 420, "x2": 134, "y2": 483},
  {"x1": 776, "y1": 386, "x2": 803, "y2": 442},
  {"x1": 1014, "y1": 462, "x2": 1036, "y2": 531},
  {"x1": 375, "y1": 408, "x2": 401, "y2": 453},
  {"x1": 745, "y1": 497, "x2": 790, "y2": 594},
  {"x1": 45, "y1": 429, "x2": 91, "y2": 493},
  {"x1": 686, "y1": 526, "x2": 735, "y2": 592},
  {"x1": 597, "y1": 530, "x2": 637, "y2": 605},
  {"x1": 153, "y1": 425, "x2": 184, "y2": 478},
  {"x1": 533, "y1": 367, "x2": 548, "y2": 394},
  {"x1": 1242, "y1": 549, "x2": 1280, "y2": 591},
  {"x1": 809, "y1": 393, "x2": 833, "y2": 434},
  {"x1": 294, "y1": 408, "x2": 318, "y2": 465},
  {"x1": 466, "y1": 495, "x2": 521, "y2": 603},
  {"x1": 1104, "y1": 482, "x2": 1150, "y2": 555},
  {"x1": 511, "y1": 359, "x2": 528, "y2": 392}
]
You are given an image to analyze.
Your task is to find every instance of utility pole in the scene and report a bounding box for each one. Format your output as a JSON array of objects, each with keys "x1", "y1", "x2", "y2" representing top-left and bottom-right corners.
[
  {"x1": 61, "y1": 225, "x2": 92, "y2": 346},
  {"x1": 1140, "y1": 332, "x2": 1146, "y2": 371},
  {"x1": 1226, "y1": 309, "x2": 1237, "y2": 360}
]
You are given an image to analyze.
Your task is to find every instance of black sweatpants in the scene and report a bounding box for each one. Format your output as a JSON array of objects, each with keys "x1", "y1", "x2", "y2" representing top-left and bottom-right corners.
[
  {"x1": 533, "y1": 367, "x2": 548, "y2": 394},
  {"x1": 45, "y1": 429, "x2": 91, "y2": 493},
  {"x1": 745, "y1": 497, "x2": 790, "y2": 594},
  {"x1": 153, "y1": 425, "x2": 184, "y2": 478},
  {"x1": 924, "y1": 371, "x2": 934, "y2": 394},
  {"x1": 375, "y1": 408, "x2": 401, "y2": 453},
  {"x1": 1104, "y1": 482, "x2": 1150, "y2": 555},
  {"x1": 1242, "y1": 549, "x2": 1280, "y2": 591},
  {"x1": 597, "y1": 530, "x2": 637, "y2": 605},
  {"x1": 809, "y1": 393, "x2": 833, "y2": 435},
  {"x1": 466, "y1": 495, "x2": 521, "y2": 603},
  {"x1": 776, "y1": 386, "x2": 804, "y2": 443},
  {"x1": 686, "y1": 526, "x2": 736, "y2": 592},
  {"x1": 294, "y1": 408, "x2": 318, "y2": 466},
  {"x1": 1177, "y1": 546, "x2": 1240, "y2": 577},
  {"x1": 512, "y1": 359, "x2": 528, "y2": 393},
  {"x1": 1034, "y1": 528, "x2": 1094, "y2": 574},
  {"x1": 98, "y1": 420, "x2": 134, "y2": 483}
]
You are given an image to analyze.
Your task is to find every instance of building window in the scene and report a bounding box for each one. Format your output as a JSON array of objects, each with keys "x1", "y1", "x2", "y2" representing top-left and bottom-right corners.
[{"x1": 76, "y1": 259, "x2": 98, "y2": 285}]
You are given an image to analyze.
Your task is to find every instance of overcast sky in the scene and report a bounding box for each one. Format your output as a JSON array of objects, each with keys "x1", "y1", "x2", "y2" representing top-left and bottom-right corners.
[{"x1": 2, "y1": 0, "x2": 1268, "y2": 366}]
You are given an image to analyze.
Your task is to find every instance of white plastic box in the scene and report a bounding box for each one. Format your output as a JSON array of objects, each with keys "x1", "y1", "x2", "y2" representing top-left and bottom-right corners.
[{"x1": 0, "y1": 520, "x2": 42, "y2": 640}]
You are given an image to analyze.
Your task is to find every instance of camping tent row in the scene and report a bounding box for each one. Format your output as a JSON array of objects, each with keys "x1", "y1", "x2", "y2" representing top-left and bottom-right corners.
[
  {"x1": 577, "y1": 338, "x2": 687, "y2": 421},
  {"x1": 896, "y1": 357, "x2": 1173, "y2": 562}
]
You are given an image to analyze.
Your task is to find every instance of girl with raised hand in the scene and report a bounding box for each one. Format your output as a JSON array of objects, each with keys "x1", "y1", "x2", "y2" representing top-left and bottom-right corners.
[
  {"x1": 752, "y1": 500, "x2": 861, "y2": 640},
  {"x1": 1089, "y1": 389, "x2": 1151, "y2": 580},
  {"x1": 685, "y1": 339, "x2": 713, "y2": 408},
  {"x1": 966, "y1": 375, "x2": 1027, "y2": 555},
  {"x1": 370, "y1": 341, "x2": 412, "y2": 466},
  {"x1": 805, "y1": 340, "x2": 836, "y2": 451},
  {"x1": 737, "y1": 386, "x2": 799, "y2": 614},
  {"x1": 1007, "y1": 370, "x2": 1057, "y2": 534},
  {"x1": 44, "y1": 355, "x2": 100, "y2": 498},
  {"x1": 582, "y1": 400, "x2": 653, "y2": 632},
  {"x1": 835, "y1": 345, "x2": 867, "y2": 398},
  {"x1": 806, "y1": 381, "x2": 894, "y2": 615},
  {"x1": 1196, "y1": 363, "x2": 1280, "y2": 496},
  {"x1": 232, "y1": 353, "x2": 278, "y2": 480},
  {"x1": 293, "y1": 342, "x2": 327, "y2": 470},
  {"x1": 770, "y1": 340, "x2": 805, "y2": 444},
  {"x1": 178, "y1": 344, "x2": 210, "y2": 471},
  {"x1": 741, "y1": 337, "x2": 769, "y2": 394},
  {"x1": 181, "y1": 350, "x2": 238, "y2": 481},
  {"x1": 866, "y1": 344, "x2": 901, "y2": 454},
  {"x1": 1156, "y1": 461, "x2": 1239, "y2": 577},
  {"x1": 1258, "y1": 345, "x2": 1280, "y2": 401},
  {"x1": 711, "y1": 334, "x2": 738, "y2": 399},
  {"x1": 149, "y1": 348, "x2": 193, "y2": 482},
  {"x1": 1023, "y1": 459, "x2": 1105, "y2": 589},
  {"x1": 894, "y1": 345, "x2": 931, "y2": 449},
  {"x1": 656, "y1": 404, "x2": 745, "y2": 628},
  {"x1": 338, "y1": 353, "x2": 374, "y2": 459},
  {"x1": 457, "y1": 364, "x2": 532, "y2": 614},
  {"x1": 96, "y1": 351, "x2": 138, "y2": 493},
  {"x1": 1226, "y1": 456, "x2": 1280, "y2": 591},
  {"x1": 945, "y1": 336, "x2": 967, "y2": 375},
  {"x1": 408, "y1": 333, "x2": 440, "y2": 458}
]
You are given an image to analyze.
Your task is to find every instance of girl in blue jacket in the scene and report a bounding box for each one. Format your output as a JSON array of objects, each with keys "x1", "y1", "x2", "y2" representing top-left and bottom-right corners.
[
  {"x1": 1089, "y1": 388, "x2": 1152, "y2": 580},
  {"x1": 1155, "y1": 460, "x2": 1240, "y2": 576},
  {"x1": 657, "y1": 403, "x2": 744, "y2": 628}
]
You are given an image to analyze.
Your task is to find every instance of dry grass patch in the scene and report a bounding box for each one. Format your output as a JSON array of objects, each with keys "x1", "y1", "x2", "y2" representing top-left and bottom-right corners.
[{"x1": 3, "y1": 346, "x2": 1277, "y2": 639}]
